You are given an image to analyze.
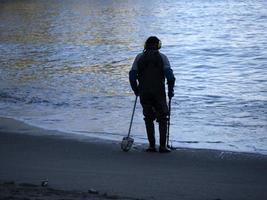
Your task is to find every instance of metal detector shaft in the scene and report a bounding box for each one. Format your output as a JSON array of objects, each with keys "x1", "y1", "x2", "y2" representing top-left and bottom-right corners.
[
  {"x1": 167, "y1": 98, "x2": 171, "y2": 147},
  {"x1": 127, "y1": 96, "x2": 138, "y2": 137}
]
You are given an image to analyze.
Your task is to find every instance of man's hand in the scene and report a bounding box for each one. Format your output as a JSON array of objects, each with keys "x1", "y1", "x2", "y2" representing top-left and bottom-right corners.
[
  {"x1": 134, "y1": 89, "x2": 139, "y2": 96},
  {"x1": 168, "y1": 90, "x2": 174, "y2": 99}
]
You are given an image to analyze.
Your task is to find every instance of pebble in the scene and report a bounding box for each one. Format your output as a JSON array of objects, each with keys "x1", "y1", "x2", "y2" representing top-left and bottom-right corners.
[
  {"x1": 88, "y1": 188, "x2": 99, "y2": 194},
  {"x1": 41, "y1": 180, "x2": 48, "y2": 187}
]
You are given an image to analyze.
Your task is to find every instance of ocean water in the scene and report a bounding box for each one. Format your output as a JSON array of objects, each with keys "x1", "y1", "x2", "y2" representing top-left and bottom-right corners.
[{"x1": 0, "y1": 0, "x2": 266, "y2": 154}]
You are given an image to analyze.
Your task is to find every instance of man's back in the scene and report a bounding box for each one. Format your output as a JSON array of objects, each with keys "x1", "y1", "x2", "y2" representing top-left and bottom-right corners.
[{"x1": 137, "y1": 50, "x2": 165, "y2": 95}]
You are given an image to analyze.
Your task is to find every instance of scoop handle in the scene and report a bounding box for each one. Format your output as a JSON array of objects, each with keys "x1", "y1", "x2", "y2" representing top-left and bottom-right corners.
[{"x1": 127, "y1": 96, "x2": 138, "y2": 137}]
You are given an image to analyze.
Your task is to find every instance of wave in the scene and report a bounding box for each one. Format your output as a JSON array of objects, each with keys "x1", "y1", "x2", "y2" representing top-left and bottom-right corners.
[
  {"x1": 0, "y1": 91, "x2": 69, "y2": 107},
  {"x1": 171, "y1": 140, "x2": 223, "y2": 144}
]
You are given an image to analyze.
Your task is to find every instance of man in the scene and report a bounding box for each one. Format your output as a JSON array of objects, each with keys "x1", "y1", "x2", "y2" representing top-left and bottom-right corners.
[{"x1": 129, "y1": 36, "x2": 175, "y2": 153}]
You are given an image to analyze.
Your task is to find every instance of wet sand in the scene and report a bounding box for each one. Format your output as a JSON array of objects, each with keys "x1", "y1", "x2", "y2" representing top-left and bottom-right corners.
[{"x1": 0, "y1": 117, "x2": 267, "y2": 200}]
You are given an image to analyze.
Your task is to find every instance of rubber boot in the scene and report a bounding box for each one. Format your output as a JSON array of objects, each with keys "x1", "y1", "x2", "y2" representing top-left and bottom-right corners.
[
  {"x1": 159, "y1": 119, "x2": 171, "y2": 153},
  {"x1": 145, "y1": 119, "x2": 155, "y2": 148}
]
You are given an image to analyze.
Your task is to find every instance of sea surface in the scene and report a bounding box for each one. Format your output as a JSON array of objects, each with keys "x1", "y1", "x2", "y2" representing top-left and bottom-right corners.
[{"x1": 0, "y1": 0, "x2": 267, "y2": 154}]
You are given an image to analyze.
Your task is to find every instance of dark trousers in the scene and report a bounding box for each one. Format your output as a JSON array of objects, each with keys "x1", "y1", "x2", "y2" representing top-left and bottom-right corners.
[{"x1": 140, "y1": 92, "x2": 169, "y2": 147}]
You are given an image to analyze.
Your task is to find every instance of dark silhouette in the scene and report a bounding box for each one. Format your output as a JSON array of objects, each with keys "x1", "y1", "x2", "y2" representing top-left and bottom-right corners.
[{"x1": 129, "y1": 36, "x2": 175, "y2": 153}]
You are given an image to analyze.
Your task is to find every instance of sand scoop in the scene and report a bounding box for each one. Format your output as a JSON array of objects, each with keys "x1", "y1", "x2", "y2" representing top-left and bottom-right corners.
[{"x1": 121, "y1": 96, "x2": 138, "y2": 152}]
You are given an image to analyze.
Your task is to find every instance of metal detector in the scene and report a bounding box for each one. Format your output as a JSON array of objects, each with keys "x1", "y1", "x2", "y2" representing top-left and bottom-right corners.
[
  {"x1": 121, "y1": 96, "x2": 138, "y2": 152},
  {"x1": 166, "y1": 98, "x2": 176, "y2": 150}
]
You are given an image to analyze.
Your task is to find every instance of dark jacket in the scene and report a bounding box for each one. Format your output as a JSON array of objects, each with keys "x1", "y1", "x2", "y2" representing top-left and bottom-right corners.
[{"x1": 129, "y1": 50, "x2": 175, "y2": 96}]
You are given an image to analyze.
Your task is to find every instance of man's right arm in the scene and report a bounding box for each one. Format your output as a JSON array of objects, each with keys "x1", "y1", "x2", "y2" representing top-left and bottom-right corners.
[{"x1": 129, "y1": 53, "x2": 142, "y2": 96}]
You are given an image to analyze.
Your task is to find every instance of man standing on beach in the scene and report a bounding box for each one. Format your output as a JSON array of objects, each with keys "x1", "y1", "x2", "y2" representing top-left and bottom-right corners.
[{"x1": 129, "y1": 36, "x2": 175, "y2": 153}]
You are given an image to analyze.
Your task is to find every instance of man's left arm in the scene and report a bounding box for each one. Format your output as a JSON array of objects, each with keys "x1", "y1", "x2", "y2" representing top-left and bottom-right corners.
[{"x1": 160, "y1": 53, "x2": 176, "y2": 99}]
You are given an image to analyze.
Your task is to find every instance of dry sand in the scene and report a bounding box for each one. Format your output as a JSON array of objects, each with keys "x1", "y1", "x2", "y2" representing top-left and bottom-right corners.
[{"x1": 0, "y1": 117, "x2": 267, "y2": 200}]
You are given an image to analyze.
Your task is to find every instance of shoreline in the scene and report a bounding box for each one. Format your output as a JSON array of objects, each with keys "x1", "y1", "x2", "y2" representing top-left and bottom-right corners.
[
  {"x1": 0, "y1": 116, "x2": 266, "y2": 157},
  {"x1": 1, "y1": 117, "x2": 267, "y2": 200}
]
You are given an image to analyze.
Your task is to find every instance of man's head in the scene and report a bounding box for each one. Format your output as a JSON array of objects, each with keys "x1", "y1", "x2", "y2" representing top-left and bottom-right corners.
[{"x1": 144, "y1": 36, "x2": 161, "y2": 50}]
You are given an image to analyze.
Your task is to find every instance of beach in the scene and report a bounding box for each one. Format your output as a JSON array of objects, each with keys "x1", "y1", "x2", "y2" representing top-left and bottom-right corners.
[
  {"x1": 0, "y1": 117, "x2": 267, "y2": 200},
  {"x1": 1, "y1": 1, "x2": 267, "y2": 199}
]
